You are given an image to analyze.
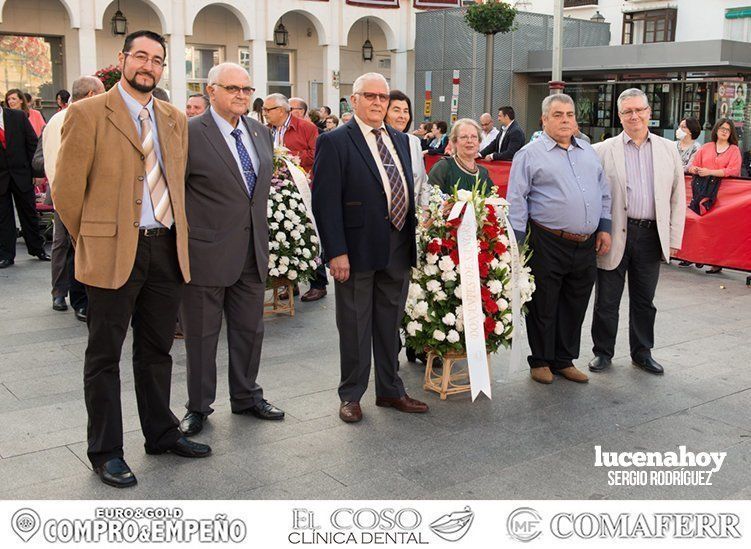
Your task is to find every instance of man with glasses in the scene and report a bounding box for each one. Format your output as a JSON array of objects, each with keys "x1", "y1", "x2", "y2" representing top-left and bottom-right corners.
[
  {"x1": 178, "y1": 63, "x2": 285, "y2": 439},
  {"x1": 53, "y1": 30, "x2": 210, "y2": 489},
  {"x1": 588, "y1": 88, "x2": 685, "y2": 376},
  {"x1": 312, "y1": 72, "x2": 429, "y2": 423},
  {"x1": 289, "y1": 97, "x2": 308, "y2": 119},
  {"x1": 478, "y1": 112, "x2": 499, "y2": 151}
]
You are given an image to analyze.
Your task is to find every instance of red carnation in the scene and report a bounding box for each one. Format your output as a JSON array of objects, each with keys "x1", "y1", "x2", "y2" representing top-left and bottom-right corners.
[
  {"x1": 494, "y1": 241, "x2": 507, "y2": 255},
  {"x1": 484, "y1": 316, "x2": 496, "y2": 336},
  {"x1": 481, "y1": 286, "x2": 491, "y2": 301},
  {"x1": 479, "y1": 251, "x2": 493, "y2": 265},
  {"x1": 483, "y1": 223, "x2": 500, "y2": 239},
  {"x1": 484, "y1": 299, "x2": 499, "y2": 314},
  {"x1": 479, "y1": 240, "x2": 489, "y2": 251},
  {"x1": 449, "y1": 248, "x2": 460, "y2": 265},
  {"x1": 443, "y1": 238, "x2": 456, "y2": 251},
  {"x1": 427, "y1": 239, "x2": 442, "y2": 255},
  {"x1": 479, "y1": 263, "x2": 490, "y2": 278}
]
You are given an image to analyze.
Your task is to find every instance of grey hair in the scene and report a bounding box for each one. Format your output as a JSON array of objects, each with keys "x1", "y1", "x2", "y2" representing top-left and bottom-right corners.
[
  {"x1": 449, "y1": 118, "x2": 482, "y2": 143},
  {"x1": 541, "y1": 93, "x2": 575, "y2": 116},
  {"x1": 352, "y1": 72, "x2": 389, "y2": 95},
  {"x1": 207, "y1": 62, "x2": 249, "y2": 86},
  {"x1": 617, "y1": 88, "x2": 649, "y2": 112},
  {"x1": 289, "y1": 97, "x2": 307, "y2": 114},
  {"x1": 71, "y1": 76, "x2": 104, "y2": 102},
  {"x1": 265, "y1": 93, "x2": 290, "y2": 112},
  {"x1": 479, "y1": 112, "x2": 492, "y2": 122}
]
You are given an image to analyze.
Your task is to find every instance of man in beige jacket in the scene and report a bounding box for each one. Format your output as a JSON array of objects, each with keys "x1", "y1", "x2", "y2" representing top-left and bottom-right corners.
[
  {"x1": 53, "y1": 30, "x2": 210, "y2": 489},
  {"x1": 589, "y1": 88, "x2": 685, "y2": 376}
]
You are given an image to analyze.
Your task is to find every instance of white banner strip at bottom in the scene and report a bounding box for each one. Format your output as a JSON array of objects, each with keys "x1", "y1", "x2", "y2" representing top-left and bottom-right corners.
[{"x1": 1, "y1": 500, "x2": 748, "y2": 548}]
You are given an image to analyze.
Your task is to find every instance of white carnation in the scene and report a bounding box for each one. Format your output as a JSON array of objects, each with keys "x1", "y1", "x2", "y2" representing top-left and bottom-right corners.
[
  {"x1": 269, "y1": 253, "x2": 278, "y2": 263},
  {"x1": 282, "y1": 189, "x2": 292, "y2": 196},
  {"x1": 426, "y1": 280, "x2": 442, "y2": 293},
  {"x1": 406, "y1": 321, "x2": 423, "y2": 336},
  {"x1": 447, "y1": 330, "x2": 461, "y2": 343},
  {"x1": 435, "y1": 290, "x2": 447, "y2": 302},
  {"x1": 413, "y1": 301, "x2": 429, "y2": 318},
  {"x1": 279, "y1": 256, "x2": 290, "y2": 265},
  {"x1": 309, "y1": 260, "x2": 317, "y2": 268},
  {"x1": 424, "y1": 264, "x2": 439, "y2": 276},
  {"x1": 269, "y1": 268, "x2": 280, "y2": 277},
  {"x1": 438, "y1": 255, "x2": 455, "y2": 272},
  {"x1": 275, "y1": 232, "x2": 287, "y2": 242},
  {"x1": 283, "y1": 220, "x2": 294, "y2": 230},
  {"x1": 442, "y1": 312, "x2": 456, "y2": 326},
  {"x1": 278, "y1": 264, "x2": 288, "y2": 274},
  {"x1": 426, "y1": 253, "x2": 439, "y2": 265},
  {"x1": 441, "y1": 270, "x2": 457, "y2": 282},
  {"x1": 454, "y1": 285, "x2": 462, "y2": 299},
  {"x1": 302, "y1": 248, "x2": 312, "y2": 259},
  {"x1": 289, "y1": 199, "x2": 299, "y2": 209},
  {"x1": 500, "y1": 252, "x2": 511, "y2": 263},
  {"x1": 488, "y1": 280, "x2": 504, "y2": 295},
  {"x1": 432, "y1": 329, "x2": 446, "y2": 341},
  {"x1": 490, "y1": 258, "x2": 500, "y2": 269},
  {"x1": 287, "y1": 270, "x2": 298, "y2": 280},
  {"x1": 494, "y1": 321, "x2": 504, "y2": 335},
  {"x1": 497, "y1": 298, "x2": 509, "y2": 311},
  {"x1": 269, "y1": 241, "x2": 279, "y2": 250},
  {"x1": 408, "y1": 283, "x2": 425, "y2": 301},
  {"x1": 270, "y1": 222, "x2": 279, "y2": 230},
  {"x1": 290, "y1": 230, "x2": 301, "y2": 240},
  {"x1": 311, "y1": 235, "x2": 319, "y2": 243}
]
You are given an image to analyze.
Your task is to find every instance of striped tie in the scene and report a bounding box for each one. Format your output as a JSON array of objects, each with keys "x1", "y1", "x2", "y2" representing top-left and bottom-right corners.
[
  {"x1": 139, "y1": 108, "x2": 173, "y2": 227},
  {"x1": 372, "y1": 128, "x2": 407, "y2": 231}
]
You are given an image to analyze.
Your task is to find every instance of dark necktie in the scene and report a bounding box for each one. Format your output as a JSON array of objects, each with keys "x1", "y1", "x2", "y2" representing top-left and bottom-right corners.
[
  {"x1": 230, "y1": 128, "x2": 257, "y2": 197},
  {"x1": 372, "y1": 128, "x2": 406, "y2": 231}
]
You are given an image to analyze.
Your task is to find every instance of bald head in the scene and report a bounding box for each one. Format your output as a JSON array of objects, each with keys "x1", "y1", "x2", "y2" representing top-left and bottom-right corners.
[
  {"x1": 479, "y1": 112, "x2": 495, "y2": 133},
  {"x1": 71, "y1": 76, "x2": 105, "y2": 102}
]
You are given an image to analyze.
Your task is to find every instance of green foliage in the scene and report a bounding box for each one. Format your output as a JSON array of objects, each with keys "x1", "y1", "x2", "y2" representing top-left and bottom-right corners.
[{"x1": 464, "y1": 1, "x2": 517, "y2": 36}]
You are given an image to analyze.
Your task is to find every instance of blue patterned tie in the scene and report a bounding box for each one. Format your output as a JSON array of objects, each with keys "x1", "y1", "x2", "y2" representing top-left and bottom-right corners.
[
  {"x1": 372, "y1": 128, "x2": 407, "y2": 231},
  {"x1": 230, "y1": 128, "x2": 257, "y2": 198}
]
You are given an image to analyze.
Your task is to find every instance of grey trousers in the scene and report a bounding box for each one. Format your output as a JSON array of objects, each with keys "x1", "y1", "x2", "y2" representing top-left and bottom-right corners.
[
  {"x1": 51, "y1": 212, "x2": 87, "y2": 308},
  {"x1": 335, "y1": 228, "x2": 411, "y2": 402},
  {"x1": 181, "y1": 251, "x2": 265, "y2": 415}
]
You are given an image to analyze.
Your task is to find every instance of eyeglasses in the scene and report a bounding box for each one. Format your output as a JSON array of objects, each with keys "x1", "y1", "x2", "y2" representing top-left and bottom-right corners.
[
  {"x1": 456, "y1": 135, "x2": 479, "y2": 142},
  {"x1": 262, "y1": 105, "x2": 282, "y2": 114},
  {"x1": 619, "y1": 106, "x2": 650, "y2": 117},
  {"x1": 717, "y1": 126, "x2": 732, "y2": 133},
  {"x1": 123, "y1": 52, "x2": 166, "y2": 68},
  {"x1": 215, "y1": 84, "x2": 255, "y2": 96},
  {"x1": 290, "y1": 106, "x2": 305, "y2": 111},
  {"x1": 356, "y1": 92, "x2": 390, "y2": 103}
]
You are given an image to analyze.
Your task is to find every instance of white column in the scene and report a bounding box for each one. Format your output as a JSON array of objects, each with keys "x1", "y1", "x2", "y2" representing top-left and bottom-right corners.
[
  {"x1": 322, "y1": 44, "x2": 340, "y2": 109},
  {"x1": 77, "y1": 0, "x2": 97, "y2": 76},
  {"x1": 168, "y1": 33, "x2": 187, "y2": 109},
  {"x1": 390, "y1": 50, "x2": 408, "y2": 93},
  {"x1": 251, "y1": 39, "x2": 268, "y2": 97}
]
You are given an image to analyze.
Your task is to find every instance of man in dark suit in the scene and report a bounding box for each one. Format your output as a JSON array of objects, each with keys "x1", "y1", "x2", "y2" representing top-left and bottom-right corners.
[
  {"x1": 312, "y1": 72, "x2": 429, "y2": 423},
  {"x1": 480, "y1": 106, "x2": 525, "y2": 162},
  {"x1": 0, "y1": 103, "x2": 49, "y2": 268},
  {"x1": 54, "y1": 30, "x2": 211, "y2": 489},
  {"x1": 179, "y1": 62, "x2": 284, "y2": 437}
]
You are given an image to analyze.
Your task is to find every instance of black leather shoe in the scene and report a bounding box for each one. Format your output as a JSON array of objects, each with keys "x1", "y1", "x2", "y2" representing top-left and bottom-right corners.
[
  {"x1": 145, "y1": 436, "x2": 212, "y2": 458},
  {"x1": 0, "y1": 259, "x2": 13, "y2": 269},
  {"x1": 632, "y1": 356, "x2": 664, "y2": 375},
  {"x1": 234, "y1": 399, "x2": 285, "y2": 420},
  {"x1": 179, "y1": 411, "x2": 206, "y2": 436},
  {"x1": 35, "y1": 251, "x2": 51, "y2": 261},
  {"x1": 52, "y1": 296, "x2": 68, "y2": 311},
  {"x1": 588, "y1": 356, "x2": 612, "y2": 372},
  {"x1": 74, "y1": 307, "x2": 87, "y2": 322},
  {"x1": 94, "y1": 457, "x2": 137, "y2": 488}
]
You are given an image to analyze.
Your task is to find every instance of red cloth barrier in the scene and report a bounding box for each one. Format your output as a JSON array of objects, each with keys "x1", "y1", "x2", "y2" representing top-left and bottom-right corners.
[{"x1": 424, "y1": 156, "x2": 751, "y2": 271}]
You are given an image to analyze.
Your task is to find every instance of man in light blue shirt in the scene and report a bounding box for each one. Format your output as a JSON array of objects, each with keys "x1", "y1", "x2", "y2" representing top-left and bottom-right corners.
[{"x1": 507, "y1": 93, "x2": 612, "y2": 385}]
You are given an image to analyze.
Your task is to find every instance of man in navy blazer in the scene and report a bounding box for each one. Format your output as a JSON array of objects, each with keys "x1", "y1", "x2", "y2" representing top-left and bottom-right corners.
[
  {"x1": 312, "y1": 72, "x2": 429, "y2": 423},
  {"x1": 480, "y1": 106, "x2": 526, "y2": 161}
]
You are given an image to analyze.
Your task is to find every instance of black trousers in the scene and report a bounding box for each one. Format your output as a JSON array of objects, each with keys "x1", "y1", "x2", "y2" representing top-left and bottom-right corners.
[
  {"x1": 0, "y1": 180, "x2": 45, "y2": 261},
  {"x1": 592, "y1": 223, "x2": 661, "y2": 362},
  {"x1": 335, "y1": 228, "x2": 410, "y2": 402},
  {"x1": 84, "y1": 231, "x2": 183, "y2": 468},
  {"x1": 525, "y1": 223, "x2": 597, "y2": 370}
]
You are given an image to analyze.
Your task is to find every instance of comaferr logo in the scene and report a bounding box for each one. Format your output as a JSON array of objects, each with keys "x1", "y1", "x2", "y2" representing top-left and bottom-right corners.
[{"x1": 550, "y1": 512, "x2": 741, "y2": 539}]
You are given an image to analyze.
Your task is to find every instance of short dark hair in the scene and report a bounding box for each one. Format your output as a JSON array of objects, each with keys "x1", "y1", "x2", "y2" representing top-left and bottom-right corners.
[
  {"x1": 434, "y1": 121, "x2": 448, "y2": 134},
  {"x1": 387, "y1": 89, "x2": 413, "y2": 133},
  {"x1": 682, "y1": 117, "x2": 701, "y2": 140},
  {"x1": 711, "y1": 117, "x2": 739, "y2": 146},
  {"x1": 189, "y1": 93, "x2": 210, "y2": 108},
  {"x1": 499, "y1": 106, "x2": 515, "y2": 120},
  {"x1": 56, "y1": 89, "x2": 70, "y2": 104},
  {"x1": 23, "y1": 92, "x2": 32, "y2": 104},
  {"x1": 151, "y1": 87, "x2": 170, "y2": 102},
  {"x1": 123, "y1": 30, "x2": 167, "y2": 59},
  {"x1": 320, "y1": 105, "x2": 331, "y2": 115}
]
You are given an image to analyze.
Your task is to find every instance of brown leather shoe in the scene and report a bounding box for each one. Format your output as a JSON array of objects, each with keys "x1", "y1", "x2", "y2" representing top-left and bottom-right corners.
[
  {"x1": 555, "y1": 366, "x2": 589, "y2": 383},
  {"x1": 375, "y1": 394, "x2": 429, "y2": 413},
  {"x1": 530, "y1": 366, "x2": 554, "y2": 384},
  {"x1": 301, "y1": 288, "x2": 327, "y2": 302},
  {"x1": 278, "y1": 285, "x2": 300, "y2": 301},
  {"x1": 339, "y1": 401, "x2": 362, "y2": 423}
]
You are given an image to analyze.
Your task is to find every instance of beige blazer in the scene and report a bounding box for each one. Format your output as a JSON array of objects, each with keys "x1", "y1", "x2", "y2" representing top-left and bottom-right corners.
[
  {"x1": 593, "y1": 132, "x2": 686, "y2": 271},
  {"x1": 52, "y1": 86, "x2": 190, "y2": 289}
]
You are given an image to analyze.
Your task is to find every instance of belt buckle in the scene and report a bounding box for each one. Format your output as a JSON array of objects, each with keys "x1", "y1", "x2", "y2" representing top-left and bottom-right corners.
[{"x1": 142, "y1": 228, "x2": 157, "y2": 237}]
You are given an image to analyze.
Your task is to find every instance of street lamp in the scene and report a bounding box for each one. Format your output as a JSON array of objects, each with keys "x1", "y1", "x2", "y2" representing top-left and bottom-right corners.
[
  {"x1": 274, "y1": 19, "x2": 289, "y2": 47},
  {"x1": 111, "y1": 0, "x2": 128, "y2": 36},
  {"x1": 362, "y1": 20, "x2": 374, "y2": 62},
  {"x1": 590, "y1": 11, "x2": 606, "y2": 24}
]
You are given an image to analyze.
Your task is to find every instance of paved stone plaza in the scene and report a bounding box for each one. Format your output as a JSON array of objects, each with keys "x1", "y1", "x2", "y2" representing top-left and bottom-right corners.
[{"x1": 1, "y1": 251, "x2": 750, "y2": 500}]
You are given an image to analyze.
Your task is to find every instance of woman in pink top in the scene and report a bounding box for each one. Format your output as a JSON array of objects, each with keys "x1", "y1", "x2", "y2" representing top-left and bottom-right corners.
[
  {"x1": 687, "y1": 118, "x2": 742, "y2": 273},
  {"x1": 4, "y1": 89, "x2": 46, "y2": 137}
]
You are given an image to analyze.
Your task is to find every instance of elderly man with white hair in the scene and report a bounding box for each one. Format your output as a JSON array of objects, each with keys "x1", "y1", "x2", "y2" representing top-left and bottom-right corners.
[
  {"x1": 312, "y1": 72, "x2": 428, "y2": 423},
  {"x1": 179, "y1": 62, "x2": 285, "y2": 438}
]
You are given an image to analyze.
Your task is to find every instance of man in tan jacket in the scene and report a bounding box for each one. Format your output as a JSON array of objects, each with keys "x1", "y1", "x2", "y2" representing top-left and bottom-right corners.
[
  {"x1": 589, "y1": 88, "x2": 685, "y2": 376},
  {"x1": 53, "y1": 30, "x2": 211, "y2": 489}
]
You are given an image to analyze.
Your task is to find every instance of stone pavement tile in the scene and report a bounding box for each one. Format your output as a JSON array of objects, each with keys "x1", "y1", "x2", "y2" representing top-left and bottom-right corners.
[
  {"x1": 0, "y1": 446, "x2": 90, "y2": 495},
  {"x1": 0, "y1": 383, "x2": 17, "y2": 406},
  {"x1": 239, "y1": 470, "x2": 347, "y2": 499},
  {"x1": 325, "y1": 471, "x2": 433, "y2": 500},
  {"x1": 687, "y1": 389, "x2": 751, "y2": 431}
]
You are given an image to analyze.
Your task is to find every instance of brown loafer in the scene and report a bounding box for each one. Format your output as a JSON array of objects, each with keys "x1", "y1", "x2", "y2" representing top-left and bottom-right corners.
[
  {"x1": 554, "y1": 366, "x2": 589, "y2": 383},
  {"x1": 301, "y1": 288, "x2": 327, "y2": 302},
  {"x1": 530, "y1": 366, "x2": 554, "y2": 384},
  {"x1": 339, "y1": 401, "x2": 362, "y2": 423},
  {"x1": 375, "y1": 394, "x2": 429, "y2": 413}
]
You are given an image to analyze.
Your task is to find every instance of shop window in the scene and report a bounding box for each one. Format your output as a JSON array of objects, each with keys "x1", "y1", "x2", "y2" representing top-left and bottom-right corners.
[
  {"x1": 622, "y1": 9, "x2": 676, "y2": 45},
  {"x1": 268, "y1": 50, "x2": 293, "y2": 98}
]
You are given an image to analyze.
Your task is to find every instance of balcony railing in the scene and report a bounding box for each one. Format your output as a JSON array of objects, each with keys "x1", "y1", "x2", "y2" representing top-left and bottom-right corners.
[{"x1": 564, "y1": 0, "x2": 598, "y2": 8}]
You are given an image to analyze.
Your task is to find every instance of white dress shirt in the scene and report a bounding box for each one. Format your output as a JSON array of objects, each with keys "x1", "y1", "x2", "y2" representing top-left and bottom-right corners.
[
  {"x1": 210, "y1": 107, "x2": 260, "y2": 189},
  {"x1": 479, "y1": 126, "x2": 499, "y2": 151},
  {"x1": 354, "y1": 114, "x2": 409, "y2": 211}
]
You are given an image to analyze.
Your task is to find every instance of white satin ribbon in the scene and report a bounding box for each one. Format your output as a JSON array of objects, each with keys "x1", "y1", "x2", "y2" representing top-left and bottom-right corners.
[
  {"x1": 448, "y1": 200, "x2": 491, "y2": 401},
  {"x1": 486, "y1": 197, "x2": 525, "y2": 381},
  {"x1": 282, "y1": 157, "x2": 320, "y2": 243}
]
